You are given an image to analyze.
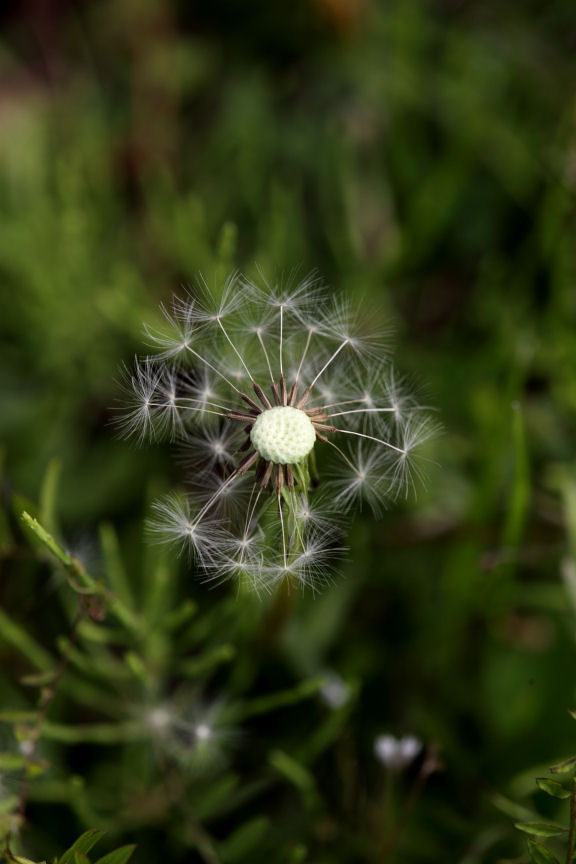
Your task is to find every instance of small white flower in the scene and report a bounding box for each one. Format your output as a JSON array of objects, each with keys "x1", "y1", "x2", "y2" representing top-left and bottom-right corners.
[
  {"x1": 374, "y1": 733, "x2": 422, "y2": 770},
  {"x1": 320, "y1": 673, "x2": 350, "y2": 709},
  {"x1": 117, "y1": 272, "x2": 436, "y2": 590}
]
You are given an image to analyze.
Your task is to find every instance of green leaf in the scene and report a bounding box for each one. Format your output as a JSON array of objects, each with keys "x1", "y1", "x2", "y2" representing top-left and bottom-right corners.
[
  {"x1": 93, "y1": 845, "x2": 136, "y2": 864},
  {"x1": 178, "y1": 644, "x2": 236, "y2": 677},
  {"x1": 536, "y1": 777, "x2": 572, "y2": 799},
  {"x1": 233, "y1": 678, "x2": 324, "y2": 721},
  {"x1": 124, "y1": 651, "x2": 149, "y2": 683},
  {"x1": 550, "y1": 756, "x2": 576, "y2": 776},
  {"x1": 9, "y1": 857, "x2": 44, "y2": 864},
  {"x1": 162, "y1": 600, "x2": 197, "y2": 632},
  {"x1": 73, "y1": 853, "x2": 91, "y2": 864},
  {"x1": 269, "y1": 750, "x2": 320, "y2": 811},
  {"x1": 0, "y1": 751, "x2": 27, "y2": 770},
  {"x1": 58, "y1": 829, "x2": 106, "y2": 864},
  {"x1": 193, "y1": 775, "x2": 240, "y2": 821},
  {"x1": 499, "y1": 402, "x2": 530, "y2": 577},
  {"x1": 21, "y1": 510, "x2": 72, "y2": 569},
  {"x1": 0, "y1": 710, "x2": 41, "y2": 724},
  {"x1": 219, "y1": 817, "x2": 269, "y2": 863},
  {"x1": 20, "y1": 669, "x2": 58, "y2": 687},
  {"x1": 0, "y1": 608, "x2": 54, "y2": 671},
  {"x1": 514, "y1": 822, "x2": 567, "y2": 837},
  {"x1": 43, "y1": 720, "x2": 141, "y2": 744},
  {"x1": 20, "y1": 512, "x2": 98, "y2": 597},
  {"x1": 99, "y1": 522, "x2": 134, "y2": 610},
  {"x1": 39, "y1": 457, "x2": 61, "y2": 537},
  {"x1": 527, "y1": 840, "x2": 561, "y2": 864}
]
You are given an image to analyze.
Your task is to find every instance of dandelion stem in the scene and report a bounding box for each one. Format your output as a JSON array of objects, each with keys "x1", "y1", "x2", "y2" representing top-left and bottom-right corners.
[{"x1": 277, "y1": 492, "x2": 287, "y2": 570}]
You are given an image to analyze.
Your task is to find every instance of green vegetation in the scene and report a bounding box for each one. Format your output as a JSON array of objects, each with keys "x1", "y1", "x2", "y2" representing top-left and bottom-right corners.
[{"x1": 1, "y1": 1, "x2": 576, "y2": 861}]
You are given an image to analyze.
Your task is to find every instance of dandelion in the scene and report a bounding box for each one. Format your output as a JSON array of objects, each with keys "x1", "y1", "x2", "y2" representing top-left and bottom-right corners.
[
  {"x1": 144, "y1": 698, "x2": 234, "y2": 772},
  {"x1": 116, "y1": 272, "x2": 436, "y2": 591}
]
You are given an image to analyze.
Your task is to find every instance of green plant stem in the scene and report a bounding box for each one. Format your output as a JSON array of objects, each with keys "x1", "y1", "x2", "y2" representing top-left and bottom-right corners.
[
  {"x1": 21, "y1": 512, "x2": 96, "y2": 593},
  {"x1": 16, "y1": 613, "x2": 84, "y2": 824},
  {"x1": 379, "y1": 747, "x2": 439, "y2": 863}
]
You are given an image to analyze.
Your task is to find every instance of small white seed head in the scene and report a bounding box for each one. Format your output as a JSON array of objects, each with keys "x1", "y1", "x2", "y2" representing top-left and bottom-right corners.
[{"x1": 250, "y1": 406, "x2": 316, "y2": 464}]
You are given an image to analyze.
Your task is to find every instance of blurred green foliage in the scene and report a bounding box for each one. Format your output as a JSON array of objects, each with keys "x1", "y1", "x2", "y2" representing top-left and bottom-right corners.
[{"x1": 1, "y1": 0, "x2": 576, "y2": 862}]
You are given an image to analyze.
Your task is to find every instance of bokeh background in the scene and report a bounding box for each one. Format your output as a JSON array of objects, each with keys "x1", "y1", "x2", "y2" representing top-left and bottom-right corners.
[{"x1": 1, "y1": 1, "x2": 576, "y2": 862}]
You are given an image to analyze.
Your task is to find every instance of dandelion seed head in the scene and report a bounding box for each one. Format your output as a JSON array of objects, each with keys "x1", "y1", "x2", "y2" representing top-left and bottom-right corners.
[
  {"x1": 118, "y1": 271, "x2": 436, "y2": 591},
  {"x1": 251, "y1": 407, "x2": 316, "y2": 464}
]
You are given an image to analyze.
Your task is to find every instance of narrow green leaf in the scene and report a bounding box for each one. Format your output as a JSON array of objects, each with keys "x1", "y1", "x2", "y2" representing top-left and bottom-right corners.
[
  {"x1": 269, "y1": 750, "x2": 320, "y2": 811},
  {"x1": 501, "y1": 401, "x2": 530, "y2": 553},
  {"x1": 299, "y1": 679, "x2": 359, "y2": 762},
  {"x1": 0, "y1": 752, "x2": 27, "y2": 770},
  {"x1": 163, "y1": 599, "x2": 197, "y2": 632},
  {"x1": 178, "y1": 644, "x2": 236, "y2": 678},
  {"x1": 21, "y1": 510, "x2": 72, "y2": 568},
  {"x1": 43, "y1": 720, "x2": 141, "y2": 744},
  {"x1": 218, "y1": 817, "x2": 268, "y2": 864},
  {"x1": 26, "y1": 759, "x2": 48, "y2": 779},
  {"x1": 58, "y1": 829, "x2": 106, "y2": 864},
  {"x1": 536, "y1": 777, "x2": 572, "y2": 799},
  {"x1": 20, "y1": 512, "x2": 98, "y2": 596},
  {"x1": 193, "y1": 775, "x2": 239, "y2": 821},
  {"x1": 0, "y1": 710, "x2": 40, "y2": 725},
  {"x1": 99, "y1": 522, "x2": 133, "y2": 610},
  {"x1": 124, "y1": 651, "x2": 149, "y2": 682},
  {"x1": 527, "y1": 840, "x2": 561, "y2": 864},
  {"x1": 93, "y1": 845, "x2": 136, "y2": 864},
  {"x1": 73, "y1": 853, "x2": 91, "y2": 864},
  {"x1": 514, "y1": 822, "x2": 567, "y2": 837},
  {"x1": 142, "y1": 557, "x2": 173, "y2": 626},
  {"x1": 20, "y1": 669, "x2": 58, "y2": 687},
  {"x1": 39, "y1": 458, "x2": 61, "y2": 537},
  {"x1": 232, "y1": 678, "x2": 324, "y2": 720},
  {"x1": 550, "y1": 756, "x2": 576, "y2": 776},
  {"x1": 0, "y1": 607, "x2": 54, "y2": 671},
  {"x1": 9, "y1": 856, "x2": 43, "y2": 864}
]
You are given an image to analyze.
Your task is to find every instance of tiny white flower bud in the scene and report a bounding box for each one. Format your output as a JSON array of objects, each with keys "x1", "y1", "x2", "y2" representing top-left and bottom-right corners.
[{"x1": 374, "y1": 733, "x2": 422, "y2": 770}]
